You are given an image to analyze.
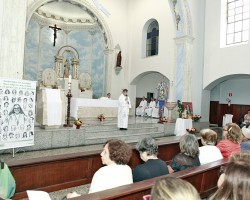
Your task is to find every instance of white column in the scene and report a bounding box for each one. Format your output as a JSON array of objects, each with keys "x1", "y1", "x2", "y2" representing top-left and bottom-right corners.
[
  {"x1": 174, "y1": 35, "x2": 194, "y2": 102},
  {"x1": 104, "y1": 48, "x2": 114, "y2": 95},
  {"x1": 0, "y1": 0, "x2": 27, "y2": 78}
]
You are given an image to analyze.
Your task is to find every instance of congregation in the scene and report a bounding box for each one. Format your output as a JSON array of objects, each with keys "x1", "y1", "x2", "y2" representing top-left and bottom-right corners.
[{"x1": 2, "y1": 123, "x2": 250, "y2": 199}]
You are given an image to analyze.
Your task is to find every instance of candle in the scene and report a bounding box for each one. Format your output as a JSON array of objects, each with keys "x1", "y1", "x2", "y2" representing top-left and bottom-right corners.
[{"x1": 69, "y1": 74, "x2": 72, "y2": 83}]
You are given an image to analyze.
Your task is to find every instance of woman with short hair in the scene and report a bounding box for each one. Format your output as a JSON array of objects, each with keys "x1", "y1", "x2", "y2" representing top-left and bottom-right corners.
[
  {"x1": 216, "y1": 123, "x2": 241, "y2": 158},
  {"x1": 168, "y1": 134, "x2": 200, "y2": 173},
  {"x1": 133, "y1": 137, "x2": 169, "y2": 182},
  {"x1": 88, "y1": 139, "x2": 132, "y2": 193},
  {"x1": 199, "y1": 129, "x2": 223, "y2": 165}
]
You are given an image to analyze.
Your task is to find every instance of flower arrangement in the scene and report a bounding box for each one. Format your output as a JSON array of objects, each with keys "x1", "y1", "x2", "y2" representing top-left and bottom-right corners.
[
  {"x1": 159, "y1": 116, "x2": 168, "y2": 123},
  {"x1": 98, "y1": 114, "x2": 105, "y2": 121},
  {"x1": 177, "y1": 100, "x2": 185, "y2": 118},
  {"x1": 193, "y1": 115, "x2": 202, "y2": 122},
  {"x1": 186, "y1": 128, "x2": 197, "y2": 134},
  {"x1": 74, "y1": 118, "x2": 83, "y2": 126}
]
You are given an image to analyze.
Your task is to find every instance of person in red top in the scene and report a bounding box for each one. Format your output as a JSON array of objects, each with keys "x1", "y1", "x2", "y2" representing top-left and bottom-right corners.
[{"x1": 216, "y1": 123, "x2": 242, "y2": 158}]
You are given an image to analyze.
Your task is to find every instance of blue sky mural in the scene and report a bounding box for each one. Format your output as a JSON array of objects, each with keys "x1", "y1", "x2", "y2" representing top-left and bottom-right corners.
[{"x1": 24, "y1": 18, "x2": 106, "y2": 98}]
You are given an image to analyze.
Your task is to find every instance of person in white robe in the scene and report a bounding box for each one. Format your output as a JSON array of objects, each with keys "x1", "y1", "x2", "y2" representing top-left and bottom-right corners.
[
  {"x1": 136, "y1": 97, "x2": 147, "y2": 116},
  {"x1": 118, "y1": 89, "x2": 131, "y2": 130},
  {"x1": 100, "y1": 93, "x2": 111, "y2": 100},
  {"x1": 152, "y1": 100, "x2": 160, "y2": 118},
  {"x1": 145, "y1": 98, "x2": 156, "y2": 117}
]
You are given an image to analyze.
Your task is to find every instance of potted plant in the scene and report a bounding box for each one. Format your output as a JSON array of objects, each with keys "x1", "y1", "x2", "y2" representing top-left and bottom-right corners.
[
  {"x1": 177, "y1": 100, "x2": 185, "y2": 118},
  {"x1": 74, "y1": 118, "x2": 83, "y2": 129},
  {"x1": 98, "y1": 114, "x2": 105, "y2": 121}
]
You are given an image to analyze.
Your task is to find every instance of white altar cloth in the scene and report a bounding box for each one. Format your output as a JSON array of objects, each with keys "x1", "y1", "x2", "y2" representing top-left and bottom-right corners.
[
  {"x1": 174, "y1": 118, "x2": 193, "y2": 136},
  {"x1": 71, "y1": 98, "x2": 119, "y2": 119},
  {"x1": 222, "y1": 114, "x2": 233, "y2": 127}
]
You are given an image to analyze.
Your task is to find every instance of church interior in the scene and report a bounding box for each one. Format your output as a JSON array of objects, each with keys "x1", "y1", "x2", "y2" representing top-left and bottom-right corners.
[{"x1": 1, "y1": 0, "x2": 250, "y2": 199}]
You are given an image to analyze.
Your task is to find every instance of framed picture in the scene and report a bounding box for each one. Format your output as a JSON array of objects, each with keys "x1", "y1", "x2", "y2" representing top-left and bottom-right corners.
[{"x1": 182, "y1": 102, "x2": 193, "y2": 116}]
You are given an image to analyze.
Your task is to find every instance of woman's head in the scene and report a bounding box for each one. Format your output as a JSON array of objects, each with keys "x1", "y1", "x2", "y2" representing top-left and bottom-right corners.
[
  {"x1": 151, "y1": 177, "x2": 200, "y2": 200},
  {"x1": 136, "y1": 137, "x2": 158, "y2": 161},
  {"x1": 223, "y1": 123, "x2": 242, "y2": 144},
  {"x1": 211, "y1": 152, "x2": 250, "y2": 200},
  {"x1": 101, "y1": 139, "x2": 132, "y2": 165},
  {"x1": 179, "y1": 134, "x2": 199, "y2": 158},
  {"x1": 200, "y1": 129, "x2": 218, "y2": 145}
]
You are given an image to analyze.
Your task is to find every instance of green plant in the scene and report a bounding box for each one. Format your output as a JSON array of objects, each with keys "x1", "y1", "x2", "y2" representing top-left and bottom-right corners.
[{"x1": 177, "y1": 100, "x2": 184, "y2": 118}]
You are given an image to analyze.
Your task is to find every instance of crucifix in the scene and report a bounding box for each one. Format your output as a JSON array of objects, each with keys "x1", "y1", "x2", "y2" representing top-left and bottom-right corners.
[{"x1": 49, "y1": 24, "x2": 61, "y2": 46}]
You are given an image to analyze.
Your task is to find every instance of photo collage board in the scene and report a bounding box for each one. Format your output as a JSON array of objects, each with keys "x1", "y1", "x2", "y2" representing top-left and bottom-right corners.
[{"x1": 0, "y1": 78, "x2": 36, "y2": 150}]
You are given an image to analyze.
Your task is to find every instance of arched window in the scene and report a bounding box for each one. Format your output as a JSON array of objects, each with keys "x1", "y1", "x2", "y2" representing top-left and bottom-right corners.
[
  {"x1": 221, "y1": 0, "x2": 249, "y2": 47},
  {"x1": 146, "y1": 21, "x2": 159, "y2": 56}
]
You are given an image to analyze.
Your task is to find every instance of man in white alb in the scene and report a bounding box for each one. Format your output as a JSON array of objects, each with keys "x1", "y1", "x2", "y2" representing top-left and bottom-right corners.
[
  {"x1": 145, "y1": 98, "x2": 156, "y2": 117},
  {"x1": 118, "y1": 89, "x2": 131, "y2": 130},
  {"x1": 136, "y1": 97, "x2": 147, "y2": 116}
]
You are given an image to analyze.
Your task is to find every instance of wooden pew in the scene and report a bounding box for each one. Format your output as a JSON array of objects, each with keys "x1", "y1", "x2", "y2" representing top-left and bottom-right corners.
[
  {"x1": 71, "y1": 159, "x2": 228, "y2": 200},
  {"x1": 8, "y1": 136, "x2": 184, "y2": 199}
]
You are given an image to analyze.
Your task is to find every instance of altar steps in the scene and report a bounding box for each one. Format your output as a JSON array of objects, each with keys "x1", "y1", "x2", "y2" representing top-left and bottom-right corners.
[{"x1": 84, "y1": 122, "x2": 164, "y2": 145}]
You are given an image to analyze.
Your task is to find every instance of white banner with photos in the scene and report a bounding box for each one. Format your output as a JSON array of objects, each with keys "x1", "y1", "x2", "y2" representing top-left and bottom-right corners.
[{"x1": 0, "y1": 78, "x2": 36, "y2": 150}]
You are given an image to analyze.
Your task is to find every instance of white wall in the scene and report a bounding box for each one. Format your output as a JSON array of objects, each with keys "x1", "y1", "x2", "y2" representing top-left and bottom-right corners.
[
  {"x1": 204, "y1": 0, "x2": 250, "y2": 88},
  {"x1": 127, "y1": 0, "x2": 175, "y2": 83},
  {"x1": 136, "y1": 73, "x2": 169, "y2": 98},
  {"x1": 211, "y1": 79, "x2": 250, "y2": 105}
]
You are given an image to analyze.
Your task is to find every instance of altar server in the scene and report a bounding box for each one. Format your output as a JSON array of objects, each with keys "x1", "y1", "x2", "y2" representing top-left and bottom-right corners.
[{"x1": 136, "y1": 97, "x2": 147, "y2": 116}]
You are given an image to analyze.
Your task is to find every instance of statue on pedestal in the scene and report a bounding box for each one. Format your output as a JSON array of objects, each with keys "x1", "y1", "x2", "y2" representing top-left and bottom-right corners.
[{"x1": 63, "y1": 59, "x2": 70, "y2": 78}]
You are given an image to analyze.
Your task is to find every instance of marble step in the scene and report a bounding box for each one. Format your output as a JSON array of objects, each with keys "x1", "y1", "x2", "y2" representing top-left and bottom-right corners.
[
  {"x1": 83, "y1": 123, "x2": 157, "y2": 131},
  {"x1": 85, "y1": 131, "x2": 165, "y2": 145},
  {"x1": 85, "y1": 126, "x2": 158, "y2": 134}
]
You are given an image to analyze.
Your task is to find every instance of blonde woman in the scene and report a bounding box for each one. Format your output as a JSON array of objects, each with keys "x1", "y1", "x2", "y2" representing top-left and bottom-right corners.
[
  {"x1": 151, "y1": 177, "x2": 200, "y2": 200},
  {"x1": 199, "y1": 129, "x2": 223, "y2": 165},
  {"x1": 210, "y1": 152, "x2": 250, "y2": 200},
  {"x1": 216, "y1": 123, "x2": 242, "y2": 158}
]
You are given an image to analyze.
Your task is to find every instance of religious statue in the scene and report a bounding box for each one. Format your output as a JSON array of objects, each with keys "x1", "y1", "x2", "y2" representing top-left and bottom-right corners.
[
  {"x1": 116, "y1": 51, "x2": 122, "y2": 67},
  {"x1": 63, "y1": 59, "x2": 70, "y2": 78}
]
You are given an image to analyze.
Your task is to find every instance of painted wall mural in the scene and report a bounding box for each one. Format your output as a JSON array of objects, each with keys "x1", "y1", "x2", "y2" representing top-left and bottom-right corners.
[{"x1": 23, "y1": 18, "x2": 106, "y2": 98}]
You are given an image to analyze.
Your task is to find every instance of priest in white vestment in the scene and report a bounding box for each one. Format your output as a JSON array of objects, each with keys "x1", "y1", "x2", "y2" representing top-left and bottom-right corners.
[
  {"x1": 136, "y1": 97, "x2": 147, "y2": 116},
  {"x1": 118, "y1": 89, "x2": 131, "y2": 130},
  {"x1": 145, "y1": 98, "x2": 156, "y2": 117}
]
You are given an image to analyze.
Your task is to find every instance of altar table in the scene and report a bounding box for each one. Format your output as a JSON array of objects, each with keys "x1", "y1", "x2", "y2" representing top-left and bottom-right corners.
[
  {"x1": 174, "y1": 118, "x2": 193, "y2": 136},
  {"x1": 71, "y1": 98, "x2": 119, "y2": 119}
]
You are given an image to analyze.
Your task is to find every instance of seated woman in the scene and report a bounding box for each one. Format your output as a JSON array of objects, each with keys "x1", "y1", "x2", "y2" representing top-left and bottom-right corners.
[
  {"x1": 241, "y1": 125, "x2": 250, "y2": 150},
  {"x1": 168, "y1": 134, "x2": 200, "y2": 173},
  {"x1": 150, "y1": 177, "x2": 200, "y2": 200},
  {"x1": 210, "y1": 152, "x2": 250, "y2": 200},
  {"x1": 132, "y1": 137, "x2": 169, "y2": 182},
  {"x1": 199, "y1": 129, "x2": 223, "y2": 165},
  {"x1": 216, "y1": 123, "x2": 241, "y2": 158},
  {"x1": 0, "y1": 161, "x2": 16, "y2": 199},
  {"x1": 88, "y1": 139, "x2": 132, "y2": 193}
]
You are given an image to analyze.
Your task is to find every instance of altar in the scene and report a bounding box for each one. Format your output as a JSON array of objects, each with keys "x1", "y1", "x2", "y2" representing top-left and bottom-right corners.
[
  {"x1": 71, "y1": 98, "x2": 119, "y2": 119},
  {"x1": 174, "y1": 118, "x2": 193, "y2": 136}
]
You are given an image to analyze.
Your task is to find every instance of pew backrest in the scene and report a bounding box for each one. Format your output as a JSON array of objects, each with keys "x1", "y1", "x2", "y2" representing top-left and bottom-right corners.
[{"x1": 71, "y1": 158, "x2": 228, "y2": 200}]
